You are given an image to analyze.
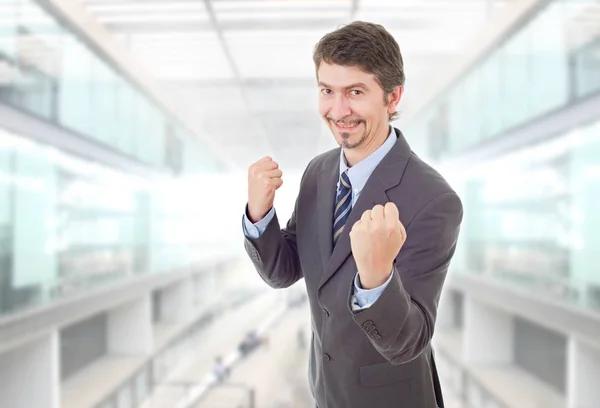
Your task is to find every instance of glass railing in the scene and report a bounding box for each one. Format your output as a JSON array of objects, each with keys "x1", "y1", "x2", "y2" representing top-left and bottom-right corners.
[
  {"x1": 407, "y1": 0, "x2": 600, "y2": 160},
  {"x1": 0, "y1": 0, "x2": 224, "y2": 173},
  {"x1": 0, "y1": 126, "x2": 229, "y2": 318},
  {"x1": 450, "y1": 118, "x2": 600, "y2": 313}
]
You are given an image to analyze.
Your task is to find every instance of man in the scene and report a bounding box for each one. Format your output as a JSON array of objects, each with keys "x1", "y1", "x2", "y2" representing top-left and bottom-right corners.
[{"x1": 242, "y1": 21, "x2": 463, "y2": 408}]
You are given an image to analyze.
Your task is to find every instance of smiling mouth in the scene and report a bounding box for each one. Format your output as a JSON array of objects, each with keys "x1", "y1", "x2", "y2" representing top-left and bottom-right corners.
[{"x1": 332, "y1": 120, "x2": 361, "y2": 131}]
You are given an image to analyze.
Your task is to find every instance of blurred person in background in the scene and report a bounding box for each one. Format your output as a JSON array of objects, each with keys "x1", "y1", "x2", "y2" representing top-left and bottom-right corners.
[
  {"x1": 211, "y1": 355, "x2": 229, "y2": 383},
  {"x1": 242, "y1": 21, "x2": 463, "y2": 408}
]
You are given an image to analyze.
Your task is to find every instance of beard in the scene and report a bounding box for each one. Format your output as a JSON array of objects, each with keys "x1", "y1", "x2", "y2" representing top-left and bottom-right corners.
[
  {"x1": 339, "y1": 130, "x2": 367, "y2": 149},
  {"x1": 329, "y1": 117, "x2": 367, "y2": 149}
]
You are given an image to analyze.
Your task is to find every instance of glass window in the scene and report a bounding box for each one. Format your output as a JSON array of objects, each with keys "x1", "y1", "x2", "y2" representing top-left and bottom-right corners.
[
  {"x1": 135, "y1": 97, "x2": 152, "y2": 163},
  {"x1": 479, "y1": 51, "x2": 502, "y2": 139},
  {"x1": 0, "y1": 135, "x2": 14, "y2": 313},
  {"x1": 147, "y1": 104, "x2": 165, "y2": 167},
  {"x1": 115, "y1": 75, "x2": 134, "y2": 154},
  {"x1": 568, "y1": 120, "x2": 600, "y2": 310},
  {"x1": 0, "y1": 0, "x2": 223, "y2": 172},
  {"x1": 462, "y1": 68, "x2": 482, "y2": 149},
  {"x1": 529, "y1": 1, "x2": 570, "y2": 116},
  {"x1": 447, "y1": 82, "x2": 465, "y2": 154},
  {"x1": 0, "y1": 127, "x2": 158, "y2": 316},
  {"x1": 12, "y1": 139, "x2": 57, "y2": 302},
  {"x1": 407, "y1": 0, "x2": 600, "y2": 158},
  {"x1": 0, "y1": 1, "x2": 18, "y2": 108},
  {"x1": 501, "y1": 24, "x2": 531, "y2": 130},
  {"x1": 0, "y1": 0, "x2": 17, "y2": 59},
  {"x1": 90, "y1": 57, "x2": 118, "y2": 146},
  {"x1": 572, "y1": 37, "x2": 600, "y2": 99},
  {"x1": 59, "y1": 35, "x2": 92, "y2": 136},
  {"x1": 13, "y1": 0, "x2": 61, "y2": 119},
  {"x1": 458, "y1": 118, "x2": 600, "y2": 313}
]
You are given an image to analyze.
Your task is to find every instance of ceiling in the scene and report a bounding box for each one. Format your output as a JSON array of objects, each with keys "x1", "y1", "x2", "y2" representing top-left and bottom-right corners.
[{"x1": 77, "y1": 0, "x2": 515, "y2": 171}]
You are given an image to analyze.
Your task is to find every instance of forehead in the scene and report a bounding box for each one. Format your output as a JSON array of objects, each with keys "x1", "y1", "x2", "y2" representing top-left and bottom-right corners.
[{"x1": 317, "y1": 62, "x2": 378, "y2": 89}]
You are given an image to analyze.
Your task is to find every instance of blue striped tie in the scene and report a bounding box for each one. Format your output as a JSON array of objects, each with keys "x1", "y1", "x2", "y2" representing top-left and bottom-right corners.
[{"x1": 333, "y1": 171, "x2": 352, "y2": 245}]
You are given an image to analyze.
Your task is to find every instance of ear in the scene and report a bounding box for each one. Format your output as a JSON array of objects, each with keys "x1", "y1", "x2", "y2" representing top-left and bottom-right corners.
[{"x1": 386, "y1": 86, "x2": 403, "y2": 115}]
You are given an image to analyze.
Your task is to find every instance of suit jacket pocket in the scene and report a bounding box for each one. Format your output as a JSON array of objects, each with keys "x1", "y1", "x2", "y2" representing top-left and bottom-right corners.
[{"x1": 359, "y1": 361, "x2": 414, "y2": 388}]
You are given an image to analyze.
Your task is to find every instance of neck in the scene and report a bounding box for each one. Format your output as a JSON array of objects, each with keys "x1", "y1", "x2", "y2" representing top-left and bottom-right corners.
[{"x1": 344, "y1": 124, "x2": 390, "y2": 167}]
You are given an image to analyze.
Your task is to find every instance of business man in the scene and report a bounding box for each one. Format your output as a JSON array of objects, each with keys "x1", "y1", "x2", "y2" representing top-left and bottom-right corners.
[{"x1": 242, "y1": 21, "x2": 463, "y2": 408}]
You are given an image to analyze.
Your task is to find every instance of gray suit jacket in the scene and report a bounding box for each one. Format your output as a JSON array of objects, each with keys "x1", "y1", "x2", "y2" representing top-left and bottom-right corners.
[{"x1": 244, "y1": 129, "x2": 463, "y2": 408}]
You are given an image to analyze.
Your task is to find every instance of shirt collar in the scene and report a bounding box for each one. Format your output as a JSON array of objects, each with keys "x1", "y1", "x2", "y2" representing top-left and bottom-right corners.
[{"x1": 338, "y1": 126, "x2": 396, "y2": 193}]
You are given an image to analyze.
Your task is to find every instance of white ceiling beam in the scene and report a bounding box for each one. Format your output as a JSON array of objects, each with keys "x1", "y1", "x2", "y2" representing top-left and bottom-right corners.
[
  {"x1": 104, "y1": 17, "x2": 426, "y2": 33},
  {"x1": 165, "y1": 77, "x2": 318, "y2": 88},
  {"x1": 351, "y1": 0, "x2": 360, "y2": 19},
  {"x1": 203, "y1": 0, "x2": 272, "y2": 153}
]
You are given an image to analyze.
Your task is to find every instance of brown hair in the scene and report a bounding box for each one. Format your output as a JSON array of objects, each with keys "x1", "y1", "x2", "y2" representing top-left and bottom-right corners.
[{"x1": 313, "y1": 21, "x2": 405, "y2": 121}]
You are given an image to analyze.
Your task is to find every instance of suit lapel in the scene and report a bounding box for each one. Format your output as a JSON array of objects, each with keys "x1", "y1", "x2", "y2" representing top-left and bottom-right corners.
[
  {"x1": 317, "y1": 128, "x2": 413, "y2": 291},
  {"x1": 317, "y1": 152, "x2": 339, "y2": 271}
]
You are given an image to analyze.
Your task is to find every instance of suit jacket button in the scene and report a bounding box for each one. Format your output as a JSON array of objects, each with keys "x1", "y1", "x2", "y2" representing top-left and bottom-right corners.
[
  {"x1": 323, "y1": 353, "x2": 331, "y2": 362},
  {"x1": 323, "y1": 309, "x2": 330, "y2": 318}
]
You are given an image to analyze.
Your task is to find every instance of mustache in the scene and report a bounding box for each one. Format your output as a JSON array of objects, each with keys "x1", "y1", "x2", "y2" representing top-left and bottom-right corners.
[{"x1": 327, "y1": 117, "x2": 364, "y2": 123}]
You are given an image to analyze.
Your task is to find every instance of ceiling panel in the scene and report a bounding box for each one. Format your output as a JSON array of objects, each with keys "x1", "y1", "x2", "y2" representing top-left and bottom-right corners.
[
  {"x1": 245, "y1": 86, "x2": 318, "y2": 113},
  {"x1": 126, "y1": 32, "x2": 234, "y2": 80},
  {"x1": 212, "y1": 0, "x2": 352, "y2": 12},
  {"x1": 225, "y1": 30, "x2": 324, "y2": 78},
  {"x1": 166, "y1": 83, "x2": 247, "y2": 115},
  {"x1": 77, "y1": 0, "x2": 518, "y2": 169}
]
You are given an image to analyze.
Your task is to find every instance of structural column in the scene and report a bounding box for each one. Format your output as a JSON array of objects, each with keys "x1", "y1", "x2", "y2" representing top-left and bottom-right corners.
[
  {"x1": 567, "y1": 337, "x2": 600, "y2": 408},
  {"x1": 159, "y1": 278, "x2": 193, "y2": 323},
  {"x1": 463, "y1": 297, "x2": 514, "y2": 364},
  {"x1": 0, "y1": 332, "x2": 60, "y2": 408},
  {"x1": 108, "y1": 294, "x2": 153, "y2": 355},
  {"x1": 436, "y1": 290, "x2": 457, "y2": 330}
]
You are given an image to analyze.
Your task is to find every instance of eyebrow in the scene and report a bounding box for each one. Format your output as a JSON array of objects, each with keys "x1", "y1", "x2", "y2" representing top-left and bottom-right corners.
[{"x1": 318, "y1": 81, "x2": 369, "y2": 90}]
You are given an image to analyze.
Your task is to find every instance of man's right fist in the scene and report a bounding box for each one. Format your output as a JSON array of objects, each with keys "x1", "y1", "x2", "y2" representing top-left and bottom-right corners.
[{"x1": 247, "y1": 156, "x2": 283, "y2": 223}]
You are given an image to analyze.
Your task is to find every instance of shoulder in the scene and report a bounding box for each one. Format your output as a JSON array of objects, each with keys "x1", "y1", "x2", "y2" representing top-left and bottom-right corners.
[
  {"x1": 299, "y1": 147, "x2": 339, "y2": 182},
  {"x1": 406, "y1": 152, "x2": 458, "y2": 197},
  {"x1": 393, "y1": 151, "x2": 463, "y2": 225},
  {"x1": 307, "y1": 147, "x2": 339, "y2": 172}
]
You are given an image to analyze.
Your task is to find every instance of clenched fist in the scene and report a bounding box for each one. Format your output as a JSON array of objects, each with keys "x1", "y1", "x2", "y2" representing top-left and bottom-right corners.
[
  {"x1": 247, "y1": 156, "x2": 283, "y2": 223},
  {"x1": 349, "y1": 202, "x2": 406, "y2": 289}
]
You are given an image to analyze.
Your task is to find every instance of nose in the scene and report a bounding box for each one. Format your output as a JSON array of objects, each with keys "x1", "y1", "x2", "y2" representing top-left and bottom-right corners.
[{"x1": 329, "y1": 95, "x2": 351, "y2": 120}]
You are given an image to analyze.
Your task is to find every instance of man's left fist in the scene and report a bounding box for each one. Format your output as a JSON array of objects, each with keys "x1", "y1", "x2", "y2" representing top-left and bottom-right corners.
[{"x1": 349, "y1": 202, "x2": 406, "y2": 289}]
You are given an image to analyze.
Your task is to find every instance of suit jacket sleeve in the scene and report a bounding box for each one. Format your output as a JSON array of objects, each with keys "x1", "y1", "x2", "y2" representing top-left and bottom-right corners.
[
  {"x1": 243, "y1": 160, "x2": 314, "y2": 289},
  {"x1": 351, "y1": 191, "x2": 463, "y2": 364}
]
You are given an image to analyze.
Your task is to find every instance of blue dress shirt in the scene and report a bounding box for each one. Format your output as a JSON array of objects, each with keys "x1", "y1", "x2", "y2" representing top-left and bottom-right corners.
[{"x1": 243, "y1": 127, "x2": 397, "y2": 310}]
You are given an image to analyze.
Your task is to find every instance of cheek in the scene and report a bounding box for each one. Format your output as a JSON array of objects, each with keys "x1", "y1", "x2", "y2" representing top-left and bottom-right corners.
[
  {"x1": 318, "y1": 102, "x2": 330, "y2": 118},
  {"x1": 350, "y1": 99, "x2": 372, "y2": 115}
]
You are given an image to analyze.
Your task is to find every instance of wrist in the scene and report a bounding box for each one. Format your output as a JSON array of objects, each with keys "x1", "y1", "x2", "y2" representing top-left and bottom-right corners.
[
  {"x1": 358, "y1": 265, "x2": 393, "y2": 289},
  {"x1": 247, "y1": 205, "x2": 269, "y2": 223}
]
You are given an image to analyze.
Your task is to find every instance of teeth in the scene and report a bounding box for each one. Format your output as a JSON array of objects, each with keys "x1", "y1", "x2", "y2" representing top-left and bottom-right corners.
[{"x1": 337, "y1": 122, "x2": 358, "y2": 128}]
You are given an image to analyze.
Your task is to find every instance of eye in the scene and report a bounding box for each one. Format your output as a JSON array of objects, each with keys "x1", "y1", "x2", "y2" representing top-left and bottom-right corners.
[
  {"x1": 350, "y1": 90, "x2": 362, "y2": 96},
  {"x1": 321, "y1": 88, "x2": 332, "y2": 95}
]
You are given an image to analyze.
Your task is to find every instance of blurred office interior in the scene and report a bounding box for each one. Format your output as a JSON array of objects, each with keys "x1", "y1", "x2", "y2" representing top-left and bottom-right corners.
[{"x1": 0, "y1": 0, "x2": 599, "y2": 407}]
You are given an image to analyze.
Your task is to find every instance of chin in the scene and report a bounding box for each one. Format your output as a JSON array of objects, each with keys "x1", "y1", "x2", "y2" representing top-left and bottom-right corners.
[{"x1": 339, "y1": 134, "x2": 365, "y2": 149}]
